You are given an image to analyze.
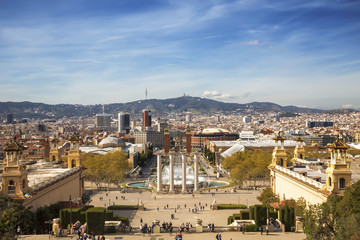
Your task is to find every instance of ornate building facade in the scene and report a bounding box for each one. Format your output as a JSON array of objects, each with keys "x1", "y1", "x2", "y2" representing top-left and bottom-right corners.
[{"x1": 269, "y1": 136, "x2": 352, "y2": 205}]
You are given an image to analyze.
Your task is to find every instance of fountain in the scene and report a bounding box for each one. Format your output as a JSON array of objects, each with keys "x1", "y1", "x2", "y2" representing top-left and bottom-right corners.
[
  {"x1": 126, "y1": 153, "x2": 229, "y2": 191},
  {"x1": 161, "y1": 158, "x2": 206, "y2": 186}
]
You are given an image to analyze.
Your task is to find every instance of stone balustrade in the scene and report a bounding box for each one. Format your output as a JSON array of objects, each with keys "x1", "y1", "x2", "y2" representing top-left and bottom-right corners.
[{"x1": 275, "y1": 165, "x2": 324, "y2": 189}]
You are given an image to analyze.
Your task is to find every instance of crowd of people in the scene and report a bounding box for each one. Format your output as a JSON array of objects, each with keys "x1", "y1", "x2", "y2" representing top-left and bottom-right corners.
[{"x1": 76, "y1": 231, "x2": 106, "y2": 240}]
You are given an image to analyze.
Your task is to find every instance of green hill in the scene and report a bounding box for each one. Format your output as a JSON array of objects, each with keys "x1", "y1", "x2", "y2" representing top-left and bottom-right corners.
[{"x1": 0, "y1": 96, "x2": 327, "y2": 119}]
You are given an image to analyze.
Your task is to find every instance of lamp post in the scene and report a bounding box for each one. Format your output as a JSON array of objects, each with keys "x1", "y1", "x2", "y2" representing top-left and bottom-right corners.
[
  {"x1": 69, "y1": 195, "x2": 73, "y2": 239},
  {"x1": 45, "y1": 220, "x2": 53, "y2": 240}
]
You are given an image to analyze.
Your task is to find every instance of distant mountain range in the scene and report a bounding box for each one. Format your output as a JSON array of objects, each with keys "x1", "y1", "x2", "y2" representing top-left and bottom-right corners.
[{"x1": 0, "y1": 96, "x2": 355, "y2": 119}]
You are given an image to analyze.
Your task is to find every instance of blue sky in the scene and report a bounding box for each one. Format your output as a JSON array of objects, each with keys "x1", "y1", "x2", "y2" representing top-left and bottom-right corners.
[{"x1": 0, "y1": 0, "x2": 359, "y2": 109}]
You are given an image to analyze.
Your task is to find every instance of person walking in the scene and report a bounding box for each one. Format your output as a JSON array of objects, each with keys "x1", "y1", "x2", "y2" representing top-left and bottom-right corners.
[
  {"x1": 260, "y1": 225, "x2": 263, "y2": 235},
  {"x1": 242, "y1": 224, "x2": 245, "y2": 234},
  {"x1": 266, "y1": 225, "x2": 269, "y2": 235}
]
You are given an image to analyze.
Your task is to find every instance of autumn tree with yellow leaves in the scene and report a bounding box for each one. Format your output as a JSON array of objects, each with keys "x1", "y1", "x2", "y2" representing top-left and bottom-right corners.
[
  {"x1": 82, "y1": 150, "x2": 131, "y2": 189},
  {"x1": 222, "y1": 149, "x2": 272, "y2": 187}
]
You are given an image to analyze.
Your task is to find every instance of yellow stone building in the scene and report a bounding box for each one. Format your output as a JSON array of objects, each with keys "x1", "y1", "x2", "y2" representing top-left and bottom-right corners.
[
  {"x1": 1, "y1": 137, "x2": 84, "y2": 211},
  {"x1": 49, "y1": 137, "x2": 61, "y2": 162},
  {"x1": 269, "y1": 136, "x2": 352, "y2": 205}
]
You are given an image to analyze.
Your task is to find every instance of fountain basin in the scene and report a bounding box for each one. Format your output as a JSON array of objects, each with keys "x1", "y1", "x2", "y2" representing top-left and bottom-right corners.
[{"x1": 126, "y1": 180, "x2": 229, "y2": 189}]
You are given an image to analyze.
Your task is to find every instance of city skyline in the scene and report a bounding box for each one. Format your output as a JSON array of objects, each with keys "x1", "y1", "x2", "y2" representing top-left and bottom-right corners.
[{"x1": 0, "y1": 0, "x2": 360, "y2": 109}]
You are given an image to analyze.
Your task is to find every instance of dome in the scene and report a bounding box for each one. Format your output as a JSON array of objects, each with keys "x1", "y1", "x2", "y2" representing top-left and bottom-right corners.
[
  {"x1": 201, "y1": 128, "x2": 230, "y2": 134},
  {"x1": 98, "y1": 135, "x2": 124, "y2": 148}
]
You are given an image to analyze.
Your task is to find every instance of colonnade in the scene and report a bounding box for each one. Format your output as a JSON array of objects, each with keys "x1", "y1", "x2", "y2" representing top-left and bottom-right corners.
[{"x1": 156, "y1": 154, "x2": 200, "y2": 193}]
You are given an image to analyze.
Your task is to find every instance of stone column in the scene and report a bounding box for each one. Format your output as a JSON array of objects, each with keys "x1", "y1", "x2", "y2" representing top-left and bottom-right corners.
[
  {"x1": 153, "y1": 219, "x2": 161, "y2": 233},
  {"x1": 194, "y1": 154, "x2": 199, "y2": 192},
  {"x1": 157, "y1": 155, "x2": 162, "y2": 192},
  {"x1": 182, "y1": 154, "x2": 187, "y2": 193},
  {"x1": 169, "y1": 154, "x2": 174, "y2": 193},
  {"x1": 195, "y1": 219, "x2": 203, "y2": 232}
]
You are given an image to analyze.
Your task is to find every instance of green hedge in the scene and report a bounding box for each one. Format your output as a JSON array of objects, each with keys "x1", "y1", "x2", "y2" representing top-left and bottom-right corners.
[
  {"x1": 217, "y1": 204, "x2": 247, "y2": 209},
  {"x1": 245, "y1": 224, "x2": 259, "y2": 232},
  {"x1": 35, "y1": 203, "x2": 62, "y2": 234},
  {"x1": 249, "y1": 206, "x2": 255, "y2": 220},
  {"x1": 105, "y1": 210, "x2": 114, "y2": 221},
  {"x1": 107, "y1": 205, "x2": 139, "y2": 210},
  {"x1": 240, "y1": 210, "x2": 250, "y2": 220},
  {"x1": 79, "y1": 212, "x2": 86, "y2": 224},
  {"x1": 269, "y1": 210, "x2": 278, "y2": 220},
  {"x1": 59, "y1": 206, "x2": 129, "y2": 233},
  {"x1": 59, "y1": 208, "x2": 81, "y2": 229},
  {"x1": 81, "y1": 205, "x2": 94, "y2": 212},
  {"x1": 227, "y1": 216, "x2": 235, "y2": 225},
  {"x1": 59, "y1": 209, "x2": 69, "y2": 229},
  {"x1": 117, "y1": 216, "x2": 129, "y2": 226},
  {"x1": 233, "y1": 213, "x2": 241, "y2": 220},
  {"x1": 253, "y1": 205, "x2": 267, "y2": 226},
  {"x1": 280, "y1": 206, "x2": 295, "y2": 231},
  {"x1": 86, "y1": 207, "x2": 105, "y2": 235},
  {"x1": 106, "y1": 226, "x2": 116, "y2": 233}
]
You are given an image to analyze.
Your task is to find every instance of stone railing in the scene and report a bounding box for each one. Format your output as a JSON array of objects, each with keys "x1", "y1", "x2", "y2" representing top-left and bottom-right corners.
[
  {"x1": 296, "y1": 158, "x2": 320, "y2": 165},
  {"x1": 275, "y1": 165, "x2": 324, "y2": 189}
]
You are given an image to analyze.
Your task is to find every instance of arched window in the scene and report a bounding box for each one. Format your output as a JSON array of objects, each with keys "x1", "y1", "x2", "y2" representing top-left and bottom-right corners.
[
  {"x1": 339, "y1": 178, "x2": 346, "y2": 189},
  {"x1": 71, "y1": 159, "x2": 76, "y2": 168},
  {"x1": 280, "y1": 158, "x2": 284, "y2": 166},
  {"x1": 52, "y1": 155, "x2": 56, "y2": 161},
  {"x1": 8, "y1": 180, "x2": 15, "y2": 194},
  {"x1": 300, "y1": 154, "x2": 303, "y2": 159},
  {"x1": 328, "y1": 177, "x2": 332, "y2": 186}
]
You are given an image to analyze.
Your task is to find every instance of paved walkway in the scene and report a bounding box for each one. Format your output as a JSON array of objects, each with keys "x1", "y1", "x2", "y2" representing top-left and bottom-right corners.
[
  {"x1": 36, "y1": 156, "x2": 304, "y2": 240},
  {"x1": 20, "y1": 231, "x2": 306, "y2": 240},
  {"x1": 90, "y1": 187, "x2": 261, "y2": 227}
]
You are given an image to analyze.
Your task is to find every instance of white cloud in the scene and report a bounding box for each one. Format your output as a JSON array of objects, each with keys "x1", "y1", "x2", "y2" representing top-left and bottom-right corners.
[
  {"x1": 246, "y1": 40, "x2": 259, "y2": 45},
  {"x1": 201, "y1": 91, "x2": 233, "y2": 100},
  {"x1": 342, "y1": 104, "x2": 360, "y2": 109}
]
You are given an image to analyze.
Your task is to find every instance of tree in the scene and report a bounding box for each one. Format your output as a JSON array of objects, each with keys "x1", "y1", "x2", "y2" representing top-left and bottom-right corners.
[
  {"x1": 303, "y1": 202, "x2": 335, "y2": 240},
  {"x1": 105, "y1": 151, "x2": 132, "y2": 185},
  {"x1": 335, "y1": 214, "x2": 360, "y2": 240},
  {"x1": 334, "y1": 180, "x2": 360, "y2": 240},
  {"x1": 222, "y1": 150, "x2": 272, "y2": 186},
  {"x1": 35, "y1": 203, "x2": 62, "y2": 233},
  {"x1": 257, "y1": 187, "x2": 276, "y2": 205},
  {"x1": 295, "y1": 197, "x2": 307, "y2": 217},
  {"x1": 82, "y1": 154, "x2": 106, "y2": 188},
  {"x1": 83, "y1": 150, "x2": 131, "y2": 189},
  {"x1": 305, "y1": 147, "x2": 331, "y2": 159},
  {"x1": 0, "y1": 196, "x2": 35, "y2": 238},
  {"x1": 336, "y1": 179, "x2": 360, "y2": 217},
  {"x1": 203, "y1": 145, "x2": 215, "y2": 165},
  {"x1": 303, "y1": 180, "x2": 360, "y2": 240}
]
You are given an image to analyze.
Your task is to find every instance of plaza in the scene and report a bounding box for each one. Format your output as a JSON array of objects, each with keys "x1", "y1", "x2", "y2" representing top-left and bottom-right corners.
[
  {"x1": 21, "y1": 231, "x2": 306, "y2": 240},
  {"x1": 20, "y1": 187, "x2": 306, "y2": 240},
  {"x1": 91, "y1": 188, "x2": 260, "y2": 228}
]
